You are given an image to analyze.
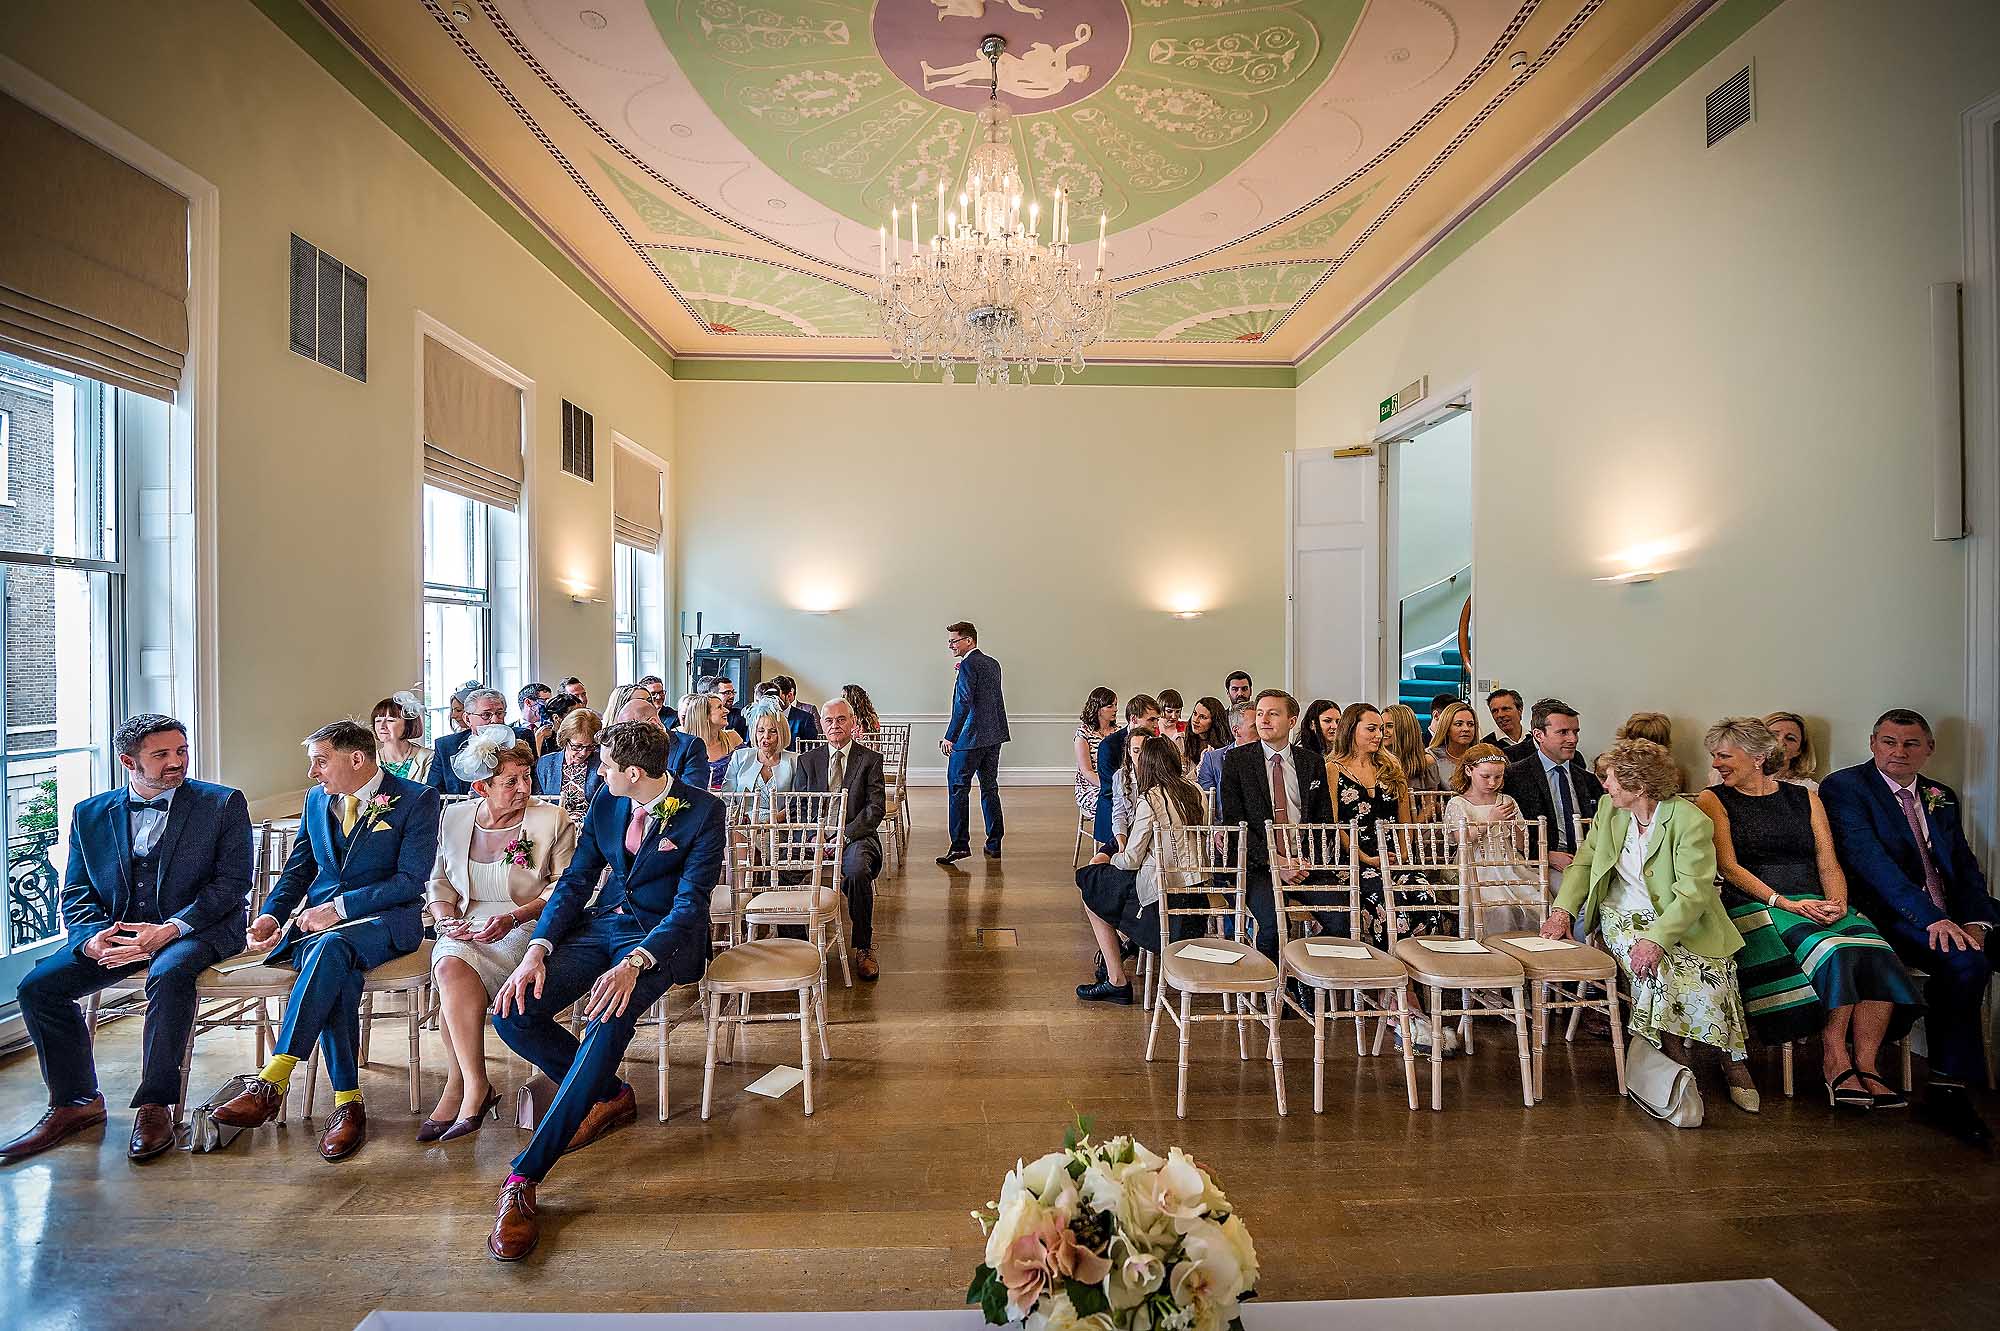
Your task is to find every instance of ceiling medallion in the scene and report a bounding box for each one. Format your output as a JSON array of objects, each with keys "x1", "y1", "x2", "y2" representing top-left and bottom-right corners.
[{"x1": 873, "y1": 35, "x2": 1112, "y2": 386}]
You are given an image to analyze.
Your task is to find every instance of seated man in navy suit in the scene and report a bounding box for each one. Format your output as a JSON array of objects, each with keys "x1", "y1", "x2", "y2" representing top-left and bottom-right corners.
[
  {"x1": 1822, "y1": 708, "x2": 1998, "y2": 1147},
  {"x1": 0, "y1": 715, "x2": 252, "y2": 1164},
  {"x1": 615, "y1": 694, "x2": 707, "y2": 788},
  {"x1": 938, "y1": 620, "x2": 1010, "y2": 864},
  {"x1": 1095, "y1": 695, "x2": 1161, "y2": 853},
  {"x1": 772, "y1": 675, "x2": 820, "y2": 747},
  {"x1": 636, "y1": 675, "x2": 678, "y2": 730},
  {"x1": 210, "y1": 721, "x2": 439, "y2": 1161},
  {"x1": 488, "y1": 721, "x2": 724, "y2": 1261},
  {"x1": 431, "y1": 687, "x2": 508, "y2": 795}
]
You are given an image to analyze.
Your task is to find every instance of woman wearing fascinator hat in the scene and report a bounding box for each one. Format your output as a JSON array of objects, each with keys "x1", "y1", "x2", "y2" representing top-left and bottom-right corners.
[
  {"x1": 371, "y1": 691, "x2": 434, "y2": 784},
  {"x1": 421, "y1": 725, "x2": 576, "y2": 1142}
]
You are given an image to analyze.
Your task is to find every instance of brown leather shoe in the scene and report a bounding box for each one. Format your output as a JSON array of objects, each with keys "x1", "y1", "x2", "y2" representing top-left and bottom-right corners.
[
  {"x1": 563, "y1": 1083, "x2": 636, "y2": 1155},
  {"x1": 317, "y1": 1102, "x2": 367, "y2": 1162},
  {"x1": 488, "y1": 1179, "x2": 539, "y2": 1261},
  {"x1": 854, "y1": 948, "x2": 881, "y2": 982},
  {"x1": 128, "y1": 1104, "x2": 176, "y2": 1161},
  {"x1": 0, "y1": 1095, "x2": 107, "y2": 1163},
  {"x1": 210, "y1": 1078, "x2": 284, "y2": 1130}
]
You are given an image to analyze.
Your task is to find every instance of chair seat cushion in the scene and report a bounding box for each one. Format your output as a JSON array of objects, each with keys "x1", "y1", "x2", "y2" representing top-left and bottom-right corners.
[
  {"x1": 362, "y1": 943, "x2": 433, "y2": 988},
  {"x1": 1391, "y1": 936, "x2": 1526, "y2": 985},
  {"x1": 1485, "y1": 932, "x2": 1618, "y2": 980},
  {"x1": 195, "y1": 961, "x2": 298, "y2": 993},
  {"x1": 745, "y1": 888, "x2": 841, "y2": 918},
  {"x1": 1281, "y1": 937, "x2": 1405, "y2": 986},
  {"x1": 705, "y1": 939, "x2": 820, "y2": 991},
  {"x1": 1161, "y1": 938, "x2": 1278, "y2": 992}
]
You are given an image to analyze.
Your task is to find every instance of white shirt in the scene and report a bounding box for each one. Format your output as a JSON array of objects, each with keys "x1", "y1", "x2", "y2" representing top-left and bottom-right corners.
[
  {"x1": 1259, "y1": 740, "x2": 1301, "y2": 821},
  {"x1": 1609, "y1": 812, "x2": 1657, "y2": 916},
  {"x1": 1878, "y1": 767, "x2": 1930, "y2": 846}
]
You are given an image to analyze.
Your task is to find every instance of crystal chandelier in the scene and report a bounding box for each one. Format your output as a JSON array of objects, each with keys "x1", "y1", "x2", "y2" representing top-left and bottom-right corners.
[{"x1": 873, "y1": 35, "x2": 1113, "y2": 386}]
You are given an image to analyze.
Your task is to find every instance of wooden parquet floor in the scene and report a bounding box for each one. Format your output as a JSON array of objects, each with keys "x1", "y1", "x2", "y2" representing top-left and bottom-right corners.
[{"x1": 1, "y1": 788, "x2": 1995, "y2": 1329}]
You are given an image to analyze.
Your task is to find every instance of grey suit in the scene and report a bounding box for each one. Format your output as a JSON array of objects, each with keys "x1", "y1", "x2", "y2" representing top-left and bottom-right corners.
[{"x1": 789, "y1": 741, "x2": 886, "y2": 950}]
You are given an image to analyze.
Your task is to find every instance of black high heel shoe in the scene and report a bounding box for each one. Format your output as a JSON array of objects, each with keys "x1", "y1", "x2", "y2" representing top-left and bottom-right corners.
[
  {"x1": 437, "y1": 1089, "x2": 503, "y2": 1142},
  {"x1": 1858, "y1": 1071, "x2": 1907, "y2": 1109},
  {"x1": 1826, "y1": 1069, "x2": 1875, "y2": 1110}
]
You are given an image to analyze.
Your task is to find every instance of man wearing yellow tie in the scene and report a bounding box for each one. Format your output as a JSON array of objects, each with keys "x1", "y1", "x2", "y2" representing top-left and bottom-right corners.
[{"x1": 210, "y1": 721, "x2": 439, "y2": 1160}]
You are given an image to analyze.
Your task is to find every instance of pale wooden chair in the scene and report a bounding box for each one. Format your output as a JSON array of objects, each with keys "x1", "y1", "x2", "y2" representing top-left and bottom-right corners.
[
  {"x1": 297, "y1": 943, "x2": 433, "y2": 1118},
  {"x1": 1465, "y1": 816, "x2": 1627, "y2": 1102},
  {"x1": 1377, "y1": 819, "x2": 1534, "y2": 1110},
  {"x1": 1266, "y1": 822, "x2": 1419, "y2": 1112},
  {"x1": 1409, "y1": 788, "x2": 1451, "y2": 823},
  {"x1": 741, "y1": 790, "x2": 853, "y2": 988},
  {"x1": 1072, "y1": 805, "x2": 1095, "y2": 871},
  {"x1": 1142, "y1": 822, "x2": 1286, "y2": 1119},
  {"x1": 700, "y1": 814, "x2": 833, "y2": 1118},
  {"x1": 862, "y1": 725, "x2": 912, "y2": 865}
]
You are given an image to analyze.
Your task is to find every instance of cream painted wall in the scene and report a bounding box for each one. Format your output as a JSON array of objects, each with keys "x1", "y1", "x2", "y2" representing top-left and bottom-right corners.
[
  {"x1": 2, "y1": 0, "x2": 676, "y2": 801},
  {"x1": 1296, "y1": 0, "x2": 2000, "y2": 786},
  {"x1": 673, "y1": 381, "x2": 1290, "y2": 776}
]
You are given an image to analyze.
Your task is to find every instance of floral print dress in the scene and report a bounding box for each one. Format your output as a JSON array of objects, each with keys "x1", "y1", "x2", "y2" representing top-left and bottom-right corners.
[{"x1": 1337, "y1": 768, "x2": 1450, "y2": 949}]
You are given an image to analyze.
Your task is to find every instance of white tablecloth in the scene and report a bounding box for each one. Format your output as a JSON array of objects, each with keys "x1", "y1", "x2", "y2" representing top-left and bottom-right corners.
[{"x1": 357, "y1": 1279, "x2": 1836, "y2": 1330}]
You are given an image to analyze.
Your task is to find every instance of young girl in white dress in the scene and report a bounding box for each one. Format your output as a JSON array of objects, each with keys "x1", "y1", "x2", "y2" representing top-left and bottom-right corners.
[{"x1": 1443, "y1": 744, "x2": 1542, "y2": 935}]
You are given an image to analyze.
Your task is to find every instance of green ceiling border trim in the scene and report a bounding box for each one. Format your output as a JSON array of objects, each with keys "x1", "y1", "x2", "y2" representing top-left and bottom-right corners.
[
  {"x1": 672, "y1": 358, "x2": 1296, "y2": 389},
  {"x1": 251, "y1": 0, "x2": 678, "y2": 378},
  {"x1": 1294, "y1": 0, "x2": 1785, "y2": 386}
]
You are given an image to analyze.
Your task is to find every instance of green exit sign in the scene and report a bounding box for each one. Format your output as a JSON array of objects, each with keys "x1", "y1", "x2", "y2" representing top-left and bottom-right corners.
[{"x1": 1378, "y1": 396, "x2": 1396, "y2": 422}]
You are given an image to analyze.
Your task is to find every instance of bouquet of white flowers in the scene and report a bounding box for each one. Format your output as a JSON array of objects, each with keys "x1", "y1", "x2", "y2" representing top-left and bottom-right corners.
[{"x1": 968, "y1": 1118, "x2": 1259, "y2": 1331}]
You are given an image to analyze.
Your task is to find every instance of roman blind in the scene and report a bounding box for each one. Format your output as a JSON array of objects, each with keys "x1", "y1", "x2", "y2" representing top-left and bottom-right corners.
[
  {"x1": 422, "y1": 335, "x2": 523, "y2": 508},
  {"x1": 0, "y1": 92, "x2": 189, "y2": 400},
  {"x1": 613, "y1": 445, "x2": 662, "y2": 548}
]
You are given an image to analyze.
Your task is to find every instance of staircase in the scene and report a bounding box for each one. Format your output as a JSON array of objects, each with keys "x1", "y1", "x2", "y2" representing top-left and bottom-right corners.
[{"x1": 1398, "y1": 645, "x2": 1467, "y2": 712}]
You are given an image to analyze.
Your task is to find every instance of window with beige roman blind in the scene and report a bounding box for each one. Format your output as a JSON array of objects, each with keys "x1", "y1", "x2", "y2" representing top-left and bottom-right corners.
[
  {"x1": 422, "y1": 335, "x2": 523, "y2": 508},
  {"x1": 0, "y1": 93, "x2": 189, "y2": 402},
  {"x1": 613, "y1": 444, "x2": 663, "y2": 549}
]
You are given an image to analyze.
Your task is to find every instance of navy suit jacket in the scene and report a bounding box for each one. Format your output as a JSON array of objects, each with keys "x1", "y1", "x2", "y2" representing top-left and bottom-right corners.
[
  {"x1": 668, "y1": 729, "x2": 709, "y2": 788},
  {"x1": 1820, "y1": 761, "x2": 1995, "y2": 933},
  {"x1": 1219, "y1": 741, "x2": 1335, "y2": 873},
  {"x1": 1093, "y1": 727, "x2": 1130, "y2": 847},
  {"x1": 534, "y1": 777, "x2": 724, "y2": 981},
  {"x1": 787, "y1": 703, "x2": 821, "y2": 749},
  {"x1": 1503, "y1": 752, "x2": 1604, "y2": 856},
  {"x1": 263, "y1": 773, "x2": 440, "y2": 964},
  {"x1": 59, "y1": 780, "x2": 253, "y2": 956},
  {"x1": 428, "y1": 730, "x2": 474, "y2": 796},
  {"x1": 945, "y1": 649, "x2": 1009, "y2": 749},
  {"x1": 534, "y1": 750, "x2": 602, "y2": 802}
]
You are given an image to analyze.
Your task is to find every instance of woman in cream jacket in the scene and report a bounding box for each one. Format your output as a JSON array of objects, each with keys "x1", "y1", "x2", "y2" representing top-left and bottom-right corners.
[{"x1": 421, "y1": 727, "x2": 576, "y2": 1142}]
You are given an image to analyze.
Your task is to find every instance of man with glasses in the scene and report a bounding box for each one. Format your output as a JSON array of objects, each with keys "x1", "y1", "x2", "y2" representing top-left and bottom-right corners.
[
  {"x1": 938, "y1": 621, "x2": 1009, "y2": 865},
  {"x1": 432, "y1": 688, "x2": 508, "y2": 795}
]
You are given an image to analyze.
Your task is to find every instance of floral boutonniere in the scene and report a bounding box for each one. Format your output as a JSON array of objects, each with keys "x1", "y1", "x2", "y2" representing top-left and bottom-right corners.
[
  {"x1": 502, "y1": 832, "x2": 537, "y2": 868},
  {"x1": 649, "y1": 794, "x2": 688, "y2": 828},
  {"x1": 1922, "y1": 786, "x2": 1953, "y2": 814},
  {"x1": 359, "y1": 792, "x2": 399, "y2": 834}
]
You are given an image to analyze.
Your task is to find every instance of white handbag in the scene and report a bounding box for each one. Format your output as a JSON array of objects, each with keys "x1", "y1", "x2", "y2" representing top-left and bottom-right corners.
[{"x1": 1625, "y1": 1033, "x2": 1704, "y2": 1128}]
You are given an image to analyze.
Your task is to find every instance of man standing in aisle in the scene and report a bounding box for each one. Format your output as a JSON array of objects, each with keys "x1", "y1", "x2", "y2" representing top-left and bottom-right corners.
[{"x1": 938, "y1": 620, "x2": 1009, "y2": 865}]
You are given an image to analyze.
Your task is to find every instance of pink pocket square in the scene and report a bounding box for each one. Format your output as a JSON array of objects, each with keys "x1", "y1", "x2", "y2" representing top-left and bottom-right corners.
[{"x1": 658, "y1": 838, "x2": 677, "y2": 852}]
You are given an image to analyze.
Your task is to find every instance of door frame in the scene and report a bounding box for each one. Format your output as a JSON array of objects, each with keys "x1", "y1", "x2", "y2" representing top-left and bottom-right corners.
[
  {"x1": 1961, "y1": 91, "x2": 2000, "y2": 860},
  {"x1": 1373, "y1": 378, "x2": 1479, "y2": 700}
]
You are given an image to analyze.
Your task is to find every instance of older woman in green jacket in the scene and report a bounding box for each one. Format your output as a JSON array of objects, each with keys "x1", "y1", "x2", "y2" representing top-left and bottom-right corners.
[{"x1": 1542, "y1": 737, "x2": 1759, "y2": 1111}]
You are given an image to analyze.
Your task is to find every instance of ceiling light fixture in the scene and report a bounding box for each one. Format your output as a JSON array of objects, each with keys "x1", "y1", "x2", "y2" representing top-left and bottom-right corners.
[{"x1": 874, "y1": 35, "x2": 1112, "y2": 386}]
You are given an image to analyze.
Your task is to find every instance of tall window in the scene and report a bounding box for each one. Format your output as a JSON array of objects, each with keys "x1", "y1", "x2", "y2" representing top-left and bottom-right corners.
[
  {"x1": 613, "y1": 541, "x2": 637, "y2": 685},
  {"x1": 0, "y1": 352, "x2": 137, "y2": 999},
  {"x1": 614, "y1": 540, "x2": 664, "y2": 687},
  {"x1": 421, "y1": 485, "x2": 521, "y2": 735}
]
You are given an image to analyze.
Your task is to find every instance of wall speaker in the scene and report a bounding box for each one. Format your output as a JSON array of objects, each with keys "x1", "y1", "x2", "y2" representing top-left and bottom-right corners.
[{"x1": 1932, "y1": 281, "x2": 1966, "y2": 541}]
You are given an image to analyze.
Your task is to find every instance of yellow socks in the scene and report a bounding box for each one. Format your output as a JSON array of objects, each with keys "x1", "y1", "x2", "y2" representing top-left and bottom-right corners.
[
  {"x1": 258, "y1": 1053, "x2": 300, "y2": 1091},
  {"x1": 333, "y1": 1089, "x2": 364, "y2": 1108}
]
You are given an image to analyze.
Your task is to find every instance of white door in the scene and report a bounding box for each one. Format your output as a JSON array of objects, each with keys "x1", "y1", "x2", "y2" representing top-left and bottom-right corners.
[{"x1": 1287, "y1": 446, "x2": 1381, "y2": 707}]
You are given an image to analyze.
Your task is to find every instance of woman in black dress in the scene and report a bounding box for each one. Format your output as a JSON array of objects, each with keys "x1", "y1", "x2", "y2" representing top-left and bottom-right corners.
[{"x1": 1694, "y1": 717, "x2": 1923, "y2": 1109}]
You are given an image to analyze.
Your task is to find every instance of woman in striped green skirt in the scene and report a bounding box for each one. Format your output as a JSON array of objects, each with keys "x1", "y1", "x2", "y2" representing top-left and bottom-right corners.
[{"x1": 1697, "y1": 719, "x2": 1923, "y2": 1109}]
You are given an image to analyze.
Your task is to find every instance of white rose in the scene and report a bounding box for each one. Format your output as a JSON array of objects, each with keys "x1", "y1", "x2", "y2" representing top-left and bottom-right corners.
[
  {"x1": 1154, "y1": 1150, "x2": 1211, "y2": 1225},
  {"x1": 1026, "y1": 1292, "x2": 1113, "y2": 1331},
  {"x1": 1126, "y1": 1139, "x2": 1165, "y2": 1171},
  {"x1": 1020, "y1": 1150, "x2": 1071, "y2": 1200},
  {"x1": 984, "y1": 1192, "x2": 1044, "y2": 1271},
  {"x1": 1218, "y1": 1214, "x2": 1259, "y2": 1290}
]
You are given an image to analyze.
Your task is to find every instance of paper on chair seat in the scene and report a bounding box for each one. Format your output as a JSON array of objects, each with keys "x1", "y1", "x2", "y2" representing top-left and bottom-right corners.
[
  {"x1": 1416, "y1": 938, "x2": 1488, "y2": 954},
  {"x1": 1506, "y1": 936, "x2": 1577, "y2": 951},
  {"x1": 1305, "y1": 942, "x2": 1373, "y2": 959},
  {"x1": 1177, "y1": 944, "x2": 1242, "y2": 964},
  {"x1": 744, "y1": 1066, "x2": 806, "y2": 1099}
]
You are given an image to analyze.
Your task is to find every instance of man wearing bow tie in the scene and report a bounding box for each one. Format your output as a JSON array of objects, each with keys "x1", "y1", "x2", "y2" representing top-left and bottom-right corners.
[
  {"x1": 487, "y1": 720, "x2": 724, "y2": 1261},
  {"x1": 0, "y1": 716, "x2": 251, "y2": 1164}
]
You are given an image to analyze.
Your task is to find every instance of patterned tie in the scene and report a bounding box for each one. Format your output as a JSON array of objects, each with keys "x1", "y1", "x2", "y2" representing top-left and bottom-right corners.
[
  {"x1": 1894, "y1": 786, "x2": 1948, "y2": 911},
  {"x1": 829, "y1": 748, "x2": 845, "y2": 793},
  {"x1": 1269, "y1": 751, "x2": 1290, "y2": 824},
  {"x1": 625, "y1": 802, "x2": 650, "y2": 857},
  {"x1": 339, "y1": 794, "x2": 360, "y2": 837}
]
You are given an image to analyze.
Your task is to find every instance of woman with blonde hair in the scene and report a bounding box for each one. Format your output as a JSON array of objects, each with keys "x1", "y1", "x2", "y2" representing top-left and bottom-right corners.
[
  {"x1": 1544, "y1": 737, "x2": 1758, "y2": 1114},
  {"x1": 1616, "y1": 712, "x2": 1674, "y2": 747},
  {"x1": 1426, "y1": 699, "x2": 1480, "y2": 788},
  {"x1": 423, "y1": 728, "x2": 576, "y2": 1142},
  {"x1": 1762, "y1": 711, "x2": 1819, "y2": 789},
  {"x1": 680, "y1": 690, "x2": 742, "y2": 790},
  {"x1": 1381, "y1": 703, "x2": 1444, "y2": 797}
]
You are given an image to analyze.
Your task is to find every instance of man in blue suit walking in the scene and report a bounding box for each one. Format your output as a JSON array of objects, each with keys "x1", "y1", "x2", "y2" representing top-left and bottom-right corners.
[
  {"x1": 0, "y1": 715, "x2": 252, "y2": 1164},
  {"x1": 487, "y1": 721, "x2": 724, "y2": 1261},
  {"x1": 210, "y1": 720, "x2": 439, "y2": 1161},
  {"x1": 938, "y1": 620, "x2": 1010, "y2": 865}
]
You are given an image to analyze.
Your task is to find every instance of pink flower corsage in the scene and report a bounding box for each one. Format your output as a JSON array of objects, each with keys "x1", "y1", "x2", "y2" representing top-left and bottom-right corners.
[{"x1": 502, "y1": 833, "x2": 536, "y2": 868}]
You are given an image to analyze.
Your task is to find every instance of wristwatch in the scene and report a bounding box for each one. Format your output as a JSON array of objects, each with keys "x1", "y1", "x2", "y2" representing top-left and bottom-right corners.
[{"x1": 623, "y1": 950, "x2": 654, "y2": 973}]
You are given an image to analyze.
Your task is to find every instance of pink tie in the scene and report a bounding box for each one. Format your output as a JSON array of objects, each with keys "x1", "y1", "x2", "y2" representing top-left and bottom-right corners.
[
  {"x1": 1894, "y1": 787, "x2": 1947, "y2": 911},
  {"x1": 625, "y1": 803, "x2": 650, "y2": 856},
  {"x1": 1269, "y1": 752, "x2": 1290, "y2": 824}
]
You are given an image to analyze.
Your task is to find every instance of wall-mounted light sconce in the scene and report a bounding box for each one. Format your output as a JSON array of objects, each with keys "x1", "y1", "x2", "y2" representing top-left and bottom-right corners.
[
  {"x1": 1170, "y1": 609, "x2": 1206, "y2": 620},
  {"x1": 569, "y1": 592, "x2": 607, "y2": 605},
  {"x1": 800, "y1": 608, "x2": 840, "y2": 616},
  {"x1": 1593, "y1": 570, "x2": 1661, "y2": 586}
]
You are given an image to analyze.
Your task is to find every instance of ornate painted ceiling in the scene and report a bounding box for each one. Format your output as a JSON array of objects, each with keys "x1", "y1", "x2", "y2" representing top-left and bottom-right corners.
[{"x1": 305, "y1": 0, "x2": 1715, "y2": 370}]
